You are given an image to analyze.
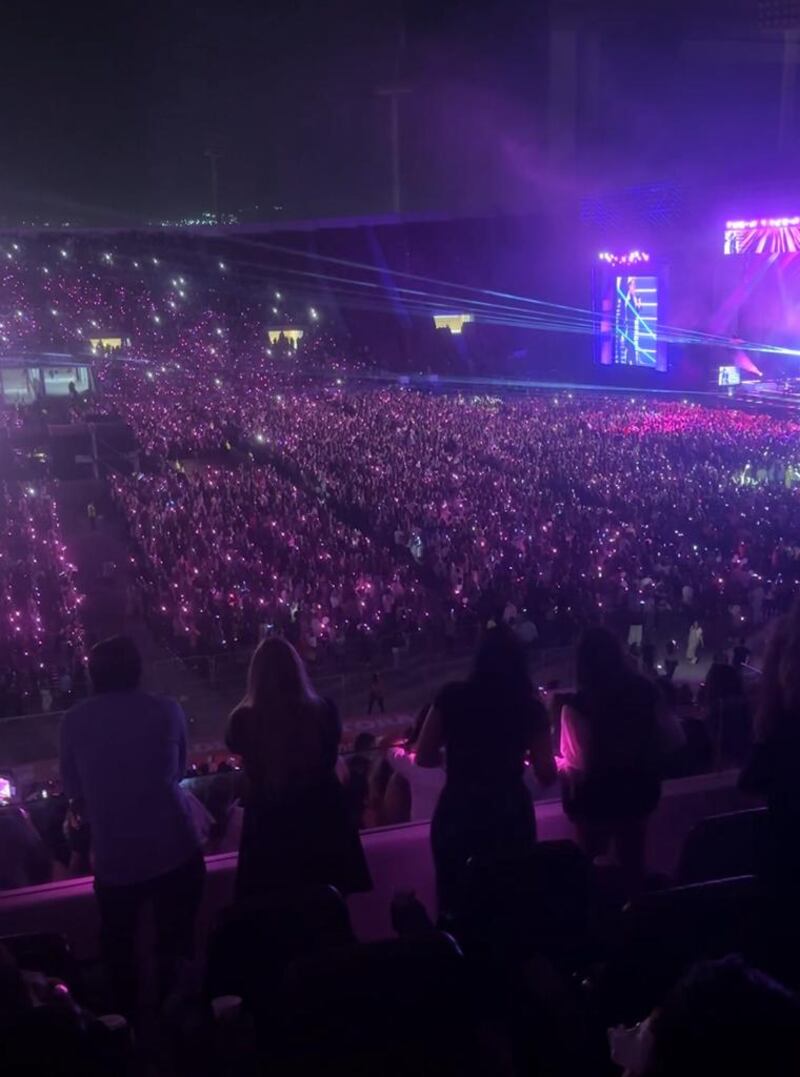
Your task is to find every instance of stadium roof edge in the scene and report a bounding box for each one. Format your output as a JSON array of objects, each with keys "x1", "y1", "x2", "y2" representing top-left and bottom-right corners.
[{"x1": 0, "y1": 209, "x2": 475, "y2": 239}]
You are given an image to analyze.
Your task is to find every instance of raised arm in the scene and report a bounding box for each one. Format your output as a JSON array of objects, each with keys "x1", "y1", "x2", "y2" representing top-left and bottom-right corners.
[
  {"x1": 172, "y1": 701, "x2": 189, "y2": 778},
  {"x1": 529, "y1": 701, "x2": 557, "y2": 787},
  {"x1": 59, "y1": 715, "x2": 83, "y2": 802},
  {"x1": 225, "y1": 707, "x2": 245, "y2": 756},
  {"x1": 414, "y1": 706, "x2": 445, "y2": 768}
]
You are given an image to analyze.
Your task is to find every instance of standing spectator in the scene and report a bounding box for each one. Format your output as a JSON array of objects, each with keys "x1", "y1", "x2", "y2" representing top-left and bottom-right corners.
[
  {"x1": 226, "y1": 637, "x2": 371, "y2": 900},
  {"x1": 86, "y1": 501, "x2": 97, "y2": 531},
  {"x1": 60, "y1": 637, "x2": 204, "y2": 1016},
  {"x1": 560, "y1": 628, "x2": 682, "y2": 891},
  {"x1": 39, "y1": 683, "x2": 53, "y2": 713},
  {"x1": 416, "y1": 626, "x2": 557, "y2": 918},
  {"x1": 663, "y1": 639, "x2": 679, "y2": 681},
  {"x1": 367, "y1": 671, "x2": 385, "y2": 715},
  {"x1": 686, "y1": 620, "x2": 704, "y2": 665},
  {"x1": 0, "y1": 807, "x2": 53, "y2": 891},
  {"x1": 732, "y1": 636, "x2": 751, "y2": 670},
  {"x1": 58, "y1": 668, "x2": 73, "y2": 709},
  {"x1": 740, "y1": 599, "x2": 800, "y2": 892}
]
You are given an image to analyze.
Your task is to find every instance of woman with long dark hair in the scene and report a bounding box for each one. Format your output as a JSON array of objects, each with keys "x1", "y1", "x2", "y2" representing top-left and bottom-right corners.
[
  {"x1": 226, "y1": 637, "x2": 371, "y2": 899},
  {"x1": 416, "y1": 626, "x2": 557, "y2": 917},
  {"x1": 560, "y1": 627, "x2": 680, "y2": 887},
  {"x1": 740, "y1": 599, "x2": 800, "y2": 891}
]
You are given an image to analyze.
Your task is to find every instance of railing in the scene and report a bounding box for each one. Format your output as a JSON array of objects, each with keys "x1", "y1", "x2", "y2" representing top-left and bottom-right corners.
[
  {"x1": 146, "y1": 639, "x2": 480, "y2": 708},
  {"x1": 0, "y1": 708, "x2": 66, "y2": 727}
]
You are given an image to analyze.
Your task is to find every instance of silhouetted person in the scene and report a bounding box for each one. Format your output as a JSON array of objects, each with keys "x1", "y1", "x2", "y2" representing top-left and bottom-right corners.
[
  {"x1": 226, "y1": 637, "x2": 371, "y2": 900},
  {"x1": 664, "y1": 639, "x2": 679, "y2": 681},
  {"x1": 60, "y1": 636, "x2": 204, "y2": 1016},
  {"x1": 416, "y1": 626, "x2": 556, "y2": 918},
  {"x1": 741, "y1": 600, "x2": 800, "y2": 892},
  {"x1": 367, "y1": 671, "x2": 385, "y2": 714},
  {"x1": 560, "y1": 628, "x2": 682, "y2": 891},
  {"x1": 732, "y1": 636, "x2": 751, "y2": 669}
]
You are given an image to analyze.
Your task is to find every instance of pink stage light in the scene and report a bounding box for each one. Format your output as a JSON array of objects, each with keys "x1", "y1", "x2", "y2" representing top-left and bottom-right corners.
[
  {"x1": 734, "y1": 351, "x2": 763, "y2": 377},
  {"x1": 724, "y1": 216, "x2": 800, "y2": 255}
]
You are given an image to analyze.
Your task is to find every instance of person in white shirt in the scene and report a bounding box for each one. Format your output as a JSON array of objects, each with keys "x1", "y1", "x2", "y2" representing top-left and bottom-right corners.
[
  {"x1": 687, "y1": 621, "x2": 704, "y2": 664},
  {"x1": 60, "y1": 636, "x2": 204, "y2": 1016}
]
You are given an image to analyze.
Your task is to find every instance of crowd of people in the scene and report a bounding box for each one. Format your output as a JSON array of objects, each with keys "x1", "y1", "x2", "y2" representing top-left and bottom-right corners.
[
  {"x1": 6, "y1": 237, "x2": 800, "y2": 1071},
  {"x1": 4, "y1": 239, "x2": 800, "y2": 679},
  {"x1": 110, "y1": 462, "x2": 430, "y2": 661},
  {"x1": 0, "y1": 617, "x2": 799, "y2": 1074},
  {"x1": 0, "y1": 483, "x2": 85, "y2": 716},
  {"x1": 91, "y1": 366, "x2": 800, "y2": 671},
  {"x1": 0, "y1": 239, "x2": 256, "y2": 365}
]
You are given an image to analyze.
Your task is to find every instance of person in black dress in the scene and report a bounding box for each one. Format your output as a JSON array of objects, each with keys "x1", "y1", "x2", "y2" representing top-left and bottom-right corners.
[
  {"x1": 226, "y1": 637, "x2": 371, "y2": 900},
  {"x1": 416, "y1": 626, "x2": 557, "y2": 918}
]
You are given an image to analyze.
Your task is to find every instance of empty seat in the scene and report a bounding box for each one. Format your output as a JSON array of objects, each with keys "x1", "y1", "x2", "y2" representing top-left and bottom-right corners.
[
  {"x1": 0, "y1": 932, "x2": 80, "y2": 995},
  {"x1": 205, "y1": 884, "x2": 354, "y2": 1006},
  {"x1": 276, "y1": 933, "x2": 489, "y2": 1076},
  {"x1": 677, "y1": 807, "x2": 768, "y2": 885},
  {"x1": 458, "y1": 840, "x2": 596, "y2": 966},
  {"x1": 596, "y1": 875, "x2": 768, "y2": 1025}
]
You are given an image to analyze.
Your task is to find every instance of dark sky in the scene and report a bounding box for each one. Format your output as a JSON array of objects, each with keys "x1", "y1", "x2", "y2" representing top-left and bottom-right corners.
[
  {"x1": 0, "y1": 0, "x2": 794, "y2": 225},
  {"x1": 0, "y1": 0, "x2": 550, "y2": 224}
]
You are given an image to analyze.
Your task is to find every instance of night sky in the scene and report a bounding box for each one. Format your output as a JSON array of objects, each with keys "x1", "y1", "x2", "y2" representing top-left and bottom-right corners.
[{"x1": 0, "y1": 0, "x2": 794, "y2": 226}]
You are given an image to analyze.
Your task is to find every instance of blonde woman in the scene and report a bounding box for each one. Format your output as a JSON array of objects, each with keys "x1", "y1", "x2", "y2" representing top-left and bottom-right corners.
[{"x1": 226, "y1": 638, "x2": 371, "y2": 899}]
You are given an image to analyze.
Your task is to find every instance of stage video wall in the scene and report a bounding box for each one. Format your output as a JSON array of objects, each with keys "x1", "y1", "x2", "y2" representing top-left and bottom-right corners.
[
  {"x1": 717, "y1": 216, "x2": 800, "y2": 351},
  {"x1": 594, "y1": 258, "x2": 666, "y2": 372}
]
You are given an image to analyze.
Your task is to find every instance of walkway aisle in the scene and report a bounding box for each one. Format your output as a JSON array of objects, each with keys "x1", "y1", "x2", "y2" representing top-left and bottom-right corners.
[
  {"x1": 55, "y1": 479, "x2": 154, "y2": 655},
  {"x1": 54, "y1": 478, "x2": 228, "y2": 748}
]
